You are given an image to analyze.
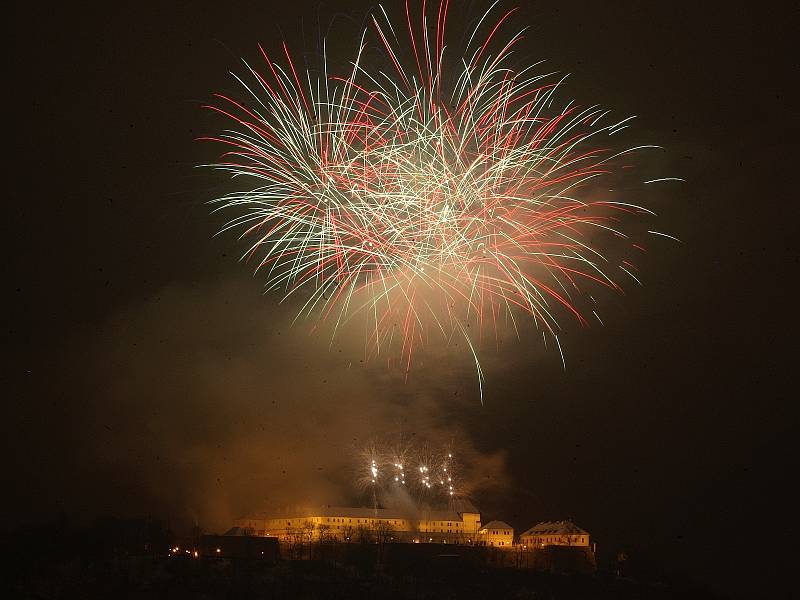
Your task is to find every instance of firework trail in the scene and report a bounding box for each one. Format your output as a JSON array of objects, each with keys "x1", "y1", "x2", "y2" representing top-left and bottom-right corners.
[{"x1": 203, "y1": 1, "x2": 677, "y2": 400}]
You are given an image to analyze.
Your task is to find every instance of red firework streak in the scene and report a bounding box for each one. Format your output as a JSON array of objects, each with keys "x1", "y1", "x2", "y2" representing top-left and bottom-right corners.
[{"x1": 202, "y1": 1, "x2": 673, "y2": 401}]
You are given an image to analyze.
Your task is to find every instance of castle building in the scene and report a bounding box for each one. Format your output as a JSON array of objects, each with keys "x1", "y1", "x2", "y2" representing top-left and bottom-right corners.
[
  {"x1": 519, "y1": 520, "x2": 590, "y2": 548},
  {"x1": 234, "y1": 503, "x2": 482, "y2": 544},
  {"x1": 477, "y1": 520, "x2": 514, "y2": 547}
]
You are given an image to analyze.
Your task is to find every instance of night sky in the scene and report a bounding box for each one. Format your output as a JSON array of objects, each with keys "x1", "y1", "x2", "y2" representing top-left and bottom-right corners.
[{"x1": 7, "y1": 1, "x2": 798, "y2": 598}]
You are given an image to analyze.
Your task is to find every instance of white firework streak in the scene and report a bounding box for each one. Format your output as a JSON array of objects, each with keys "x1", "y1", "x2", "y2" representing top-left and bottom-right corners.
[{"x1": 203, "y1": 1, "x2": 673, "y2": 400}]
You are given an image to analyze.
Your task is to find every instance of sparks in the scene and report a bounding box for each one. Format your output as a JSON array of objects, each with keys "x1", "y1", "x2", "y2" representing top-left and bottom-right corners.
[{"x1": 204, "y1": 1, "x2": 674, "y2": 398}]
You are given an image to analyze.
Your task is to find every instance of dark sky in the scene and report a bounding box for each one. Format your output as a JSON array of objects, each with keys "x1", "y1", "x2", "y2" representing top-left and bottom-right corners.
[{"x1": 7, "y1": 1, "x2": 798, "y2": 597}]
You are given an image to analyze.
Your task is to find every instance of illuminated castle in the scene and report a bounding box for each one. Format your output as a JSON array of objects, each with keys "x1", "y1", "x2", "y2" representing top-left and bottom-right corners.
[
  {"x1": 234, "y1": 501, "x2": 483, "y2": 545},
  {"x1": 233, "y1": 506, "x2": 591, "y2": 550},
  {"x1": 229, "y1": 500, "x2": 590, "y2": 550}
]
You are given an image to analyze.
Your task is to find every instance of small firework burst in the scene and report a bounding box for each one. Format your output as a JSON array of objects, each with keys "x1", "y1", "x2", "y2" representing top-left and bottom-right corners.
[{"x1": 356, "y1": 440, "x2": 467, "y2": 505}]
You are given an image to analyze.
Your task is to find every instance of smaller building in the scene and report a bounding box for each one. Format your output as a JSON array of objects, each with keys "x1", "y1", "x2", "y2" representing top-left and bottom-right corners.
[
  {"x1": 519, "y1": 520, "x2": 589, "y2": 548},
  {"x1": 477, "y1": 520, "x2": 513, "y2": 547}
]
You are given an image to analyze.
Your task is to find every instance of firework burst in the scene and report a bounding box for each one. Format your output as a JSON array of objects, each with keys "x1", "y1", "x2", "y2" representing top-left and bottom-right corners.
[
  {"x1": 203, "y1": 1, "x2": 676, "y2": 399},
  {"x1": 356, "y1": 440, "x2": 466, "y2": 506}
]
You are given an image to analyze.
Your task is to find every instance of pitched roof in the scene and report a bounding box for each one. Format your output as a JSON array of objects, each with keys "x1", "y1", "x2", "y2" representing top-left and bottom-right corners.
[
  {"x1": 239, "y1": 505, "x2": 463, "y2": 523},
  {"x1": 480, "y1": 520, "x2": 513, "y2": 531},
  {"x1": 520, "y1": 520, "x2": 588, "y2": 537}
]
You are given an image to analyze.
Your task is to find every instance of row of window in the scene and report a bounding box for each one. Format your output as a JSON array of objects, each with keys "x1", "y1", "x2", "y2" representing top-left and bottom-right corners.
[
  {"x1": 284, "y1": 517, "x2": 464, "y2": 527},
  {"x1": 476, "y1": 540, "x2": 507, "y2": 546},
  {"x1": 524, "y1": 536, "x2": 586, "y2": 544},
  {"x1": 255, "y1": 518, "x2": 475, "y2": 532}
]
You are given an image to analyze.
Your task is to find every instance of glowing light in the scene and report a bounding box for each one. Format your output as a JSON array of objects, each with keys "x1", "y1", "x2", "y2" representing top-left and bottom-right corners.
[{"x1": 356, "y1": 442, "x2": 467, "y2": 502}]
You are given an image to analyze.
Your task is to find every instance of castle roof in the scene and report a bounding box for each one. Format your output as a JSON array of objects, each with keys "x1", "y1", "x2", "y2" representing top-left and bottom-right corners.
[
  {"x1": 481, "y1": 520, "x2": 513, "y2": 531},
  {"x1": 520, "y1": 520, "x2": 588, "y2": 537},
  {"x1": 240, "y1": 505, "x2": 465, "y2": 523}
]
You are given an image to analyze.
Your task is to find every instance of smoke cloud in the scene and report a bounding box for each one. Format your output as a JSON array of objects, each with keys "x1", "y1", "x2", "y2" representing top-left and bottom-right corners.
[{"x1": 49, "y1": 276, "x2": 509, "y2": 532}]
